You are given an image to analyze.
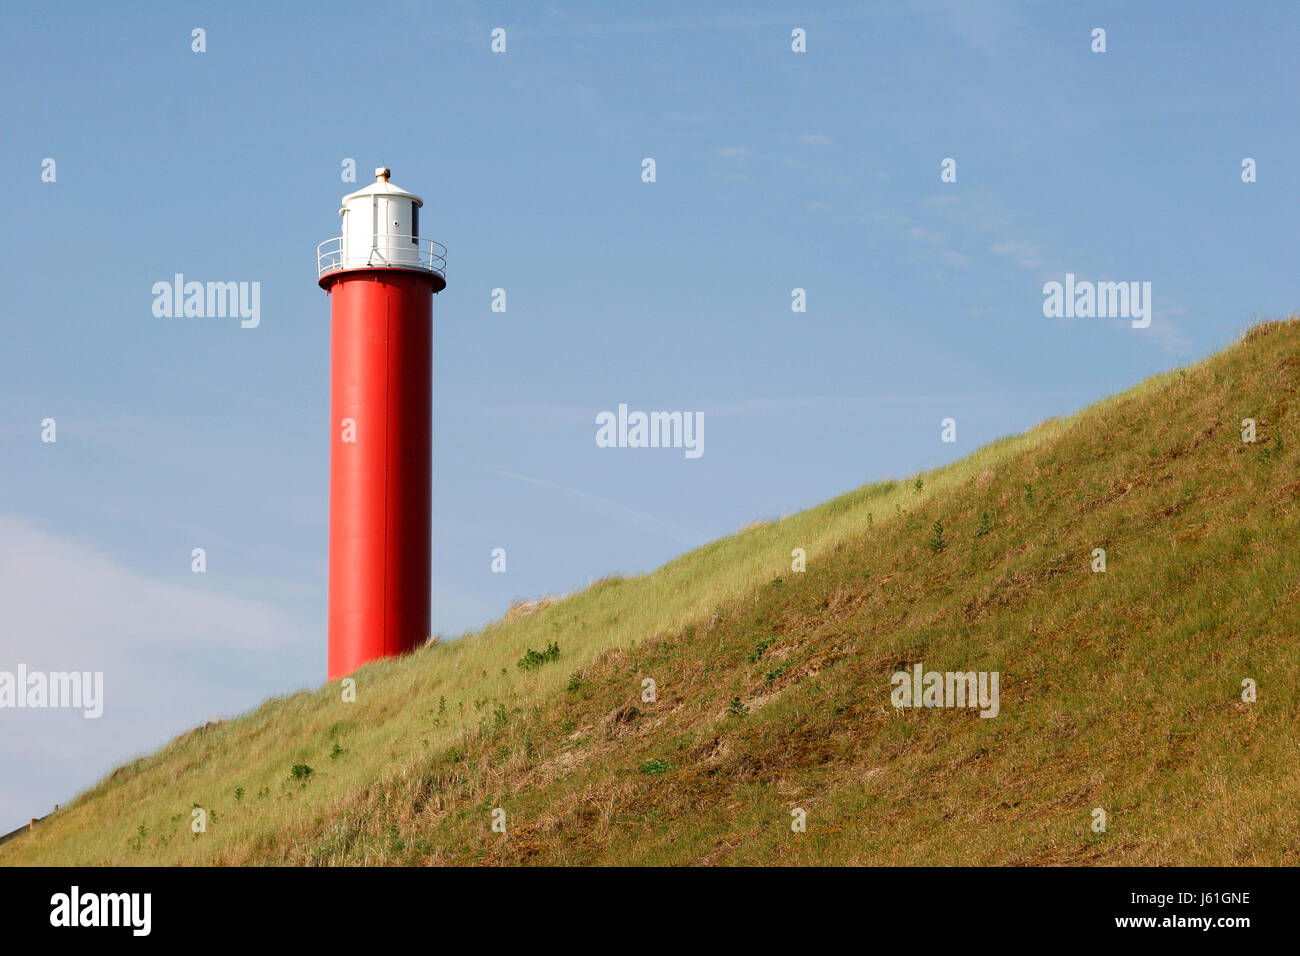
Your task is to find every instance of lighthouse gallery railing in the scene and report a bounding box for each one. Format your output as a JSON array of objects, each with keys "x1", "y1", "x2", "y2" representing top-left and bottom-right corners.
[{"x1": 317, "y1": 236, "x2": 447, "y2": 279}]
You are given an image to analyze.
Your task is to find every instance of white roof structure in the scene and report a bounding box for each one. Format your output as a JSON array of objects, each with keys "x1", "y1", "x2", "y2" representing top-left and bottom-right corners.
[{"x1": 339, "y1": 167, "x2": 424, "y2": 211}]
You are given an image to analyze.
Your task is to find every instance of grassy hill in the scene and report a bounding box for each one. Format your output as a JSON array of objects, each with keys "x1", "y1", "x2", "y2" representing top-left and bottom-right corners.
[{"x1": 6, "y1": 319, "x2": 1300, "y2": 866}]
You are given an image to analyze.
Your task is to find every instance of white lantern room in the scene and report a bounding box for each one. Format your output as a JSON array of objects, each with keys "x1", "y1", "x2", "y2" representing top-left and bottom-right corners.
[{"x1": 317, "y1": 167, "x2": 446, "y2": 280}]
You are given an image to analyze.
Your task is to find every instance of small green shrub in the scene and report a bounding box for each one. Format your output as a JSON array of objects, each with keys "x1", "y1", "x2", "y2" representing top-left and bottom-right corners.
[
  {"x1": 928, "y1": 520, "x2": 945, "y2": 552},
  {"x1": 518, "y1": 641, "x2": 561, "y2": 671}
]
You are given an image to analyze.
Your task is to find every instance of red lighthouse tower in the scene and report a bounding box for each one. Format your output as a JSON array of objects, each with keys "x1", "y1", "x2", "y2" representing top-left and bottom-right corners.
[{"x1": 317, "y1": 167, "x2": 446, "y2": 680}]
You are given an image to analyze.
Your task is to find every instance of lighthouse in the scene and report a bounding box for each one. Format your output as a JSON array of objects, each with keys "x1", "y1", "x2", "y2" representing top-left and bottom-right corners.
[{"x1": 317, "y1": 168, "x2": 446, "y2": 680}]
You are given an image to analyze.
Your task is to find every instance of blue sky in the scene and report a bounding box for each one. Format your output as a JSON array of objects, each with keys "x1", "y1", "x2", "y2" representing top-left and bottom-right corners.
[{"x1": 1, "y1": 0, "x2": 1296, "y2": 833}]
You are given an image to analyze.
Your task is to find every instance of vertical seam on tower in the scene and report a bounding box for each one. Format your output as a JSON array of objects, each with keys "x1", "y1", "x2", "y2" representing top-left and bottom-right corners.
[{"x1": 382, "y1": 282, "x2": 390, "y2": 656}]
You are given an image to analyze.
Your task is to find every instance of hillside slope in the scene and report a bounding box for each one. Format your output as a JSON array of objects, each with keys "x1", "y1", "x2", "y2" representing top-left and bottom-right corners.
[{"x1": 6, "y1": 319, "x2": 1300, "y2": 866}]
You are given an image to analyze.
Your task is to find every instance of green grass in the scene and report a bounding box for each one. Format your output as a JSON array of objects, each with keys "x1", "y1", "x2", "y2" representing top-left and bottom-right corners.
[{"x1": 6, "y1": 318, "x2": 1300, "y2": 866}]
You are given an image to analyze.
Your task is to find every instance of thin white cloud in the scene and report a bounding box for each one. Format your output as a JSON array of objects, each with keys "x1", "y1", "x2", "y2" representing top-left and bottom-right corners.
[
  {"x1": 712, "y1": 146, "x2": 750, "y2": 164},
  {"x1": 510, "y1": 7, "x2": 907, "y2": 40},
  {"x1": 0, "y1": 515, "x2": 303, "y2": 658},
  {"x1": 700, "y1": 390, "x2": 1079, "y2": 420},
  {"x1": 491, "y1": 469, "x2": 703, "y2": 546},
  {"x1": 907, "y1": 226, "x2": 949, "y2": 245},
  {"x1": 0, "y1": 514, "x2": 314, "y2": 834},
  {"x1": 990, "y1": 239, "x2": 1052, "y2": 272}
]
